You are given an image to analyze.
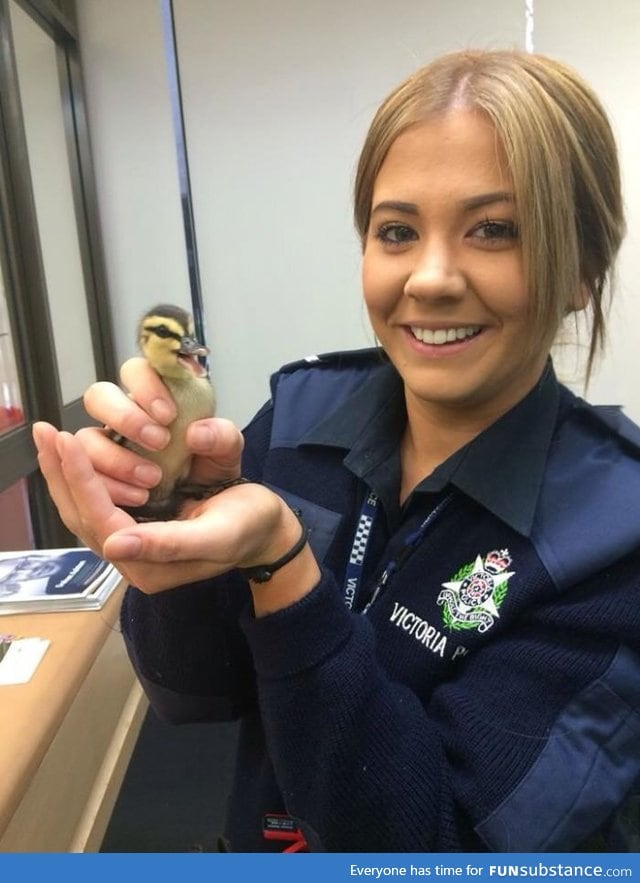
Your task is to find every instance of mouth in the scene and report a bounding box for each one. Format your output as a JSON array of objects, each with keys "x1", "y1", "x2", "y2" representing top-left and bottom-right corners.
[
  {"x1": 177, "y1": 352, "x2": 208, "y2": 377},
  {"x1": 409, "y1": 325, "x2": 483, "y2": 346},
  {"x1": 177, "y1": 337, "x2": 209, "y2": 377}
]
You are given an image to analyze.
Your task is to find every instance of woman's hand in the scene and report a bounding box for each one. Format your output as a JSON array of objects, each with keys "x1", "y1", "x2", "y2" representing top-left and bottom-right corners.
[
  {"x1": 33, "y1": 422, "x2": 319, "y2": 607},
  {"x1": 32, "y1": 358, "x2": 321, "y2": 608},
  {"x1": 76, "y1": 357, "x2": 242, "y2": 508}
]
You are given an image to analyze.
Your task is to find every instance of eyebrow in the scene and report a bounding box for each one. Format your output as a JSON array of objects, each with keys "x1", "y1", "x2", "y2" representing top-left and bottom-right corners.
[
  {"x1": 462, "y1": 191, "x2": 514, "y2": 211},
  {"x1": 371, "y1": 200, "x2": 419, "y2": 216},
  {"x1": 371, "y1": 191, "x2": 514, "y2": 216}
]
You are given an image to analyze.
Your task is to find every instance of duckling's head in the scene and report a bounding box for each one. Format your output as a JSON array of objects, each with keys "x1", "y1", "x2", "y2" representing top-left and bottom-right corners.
[{"x1": 137, "y1": 304, "x2": 209, "y2": 380}]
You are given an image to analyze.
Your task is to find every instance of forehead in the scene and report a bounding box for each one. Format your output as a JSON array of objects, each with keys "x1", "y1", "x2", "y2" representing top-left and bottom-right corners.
[{"x1": 373, "y1": 109, "x2": 512, "y2": 202}]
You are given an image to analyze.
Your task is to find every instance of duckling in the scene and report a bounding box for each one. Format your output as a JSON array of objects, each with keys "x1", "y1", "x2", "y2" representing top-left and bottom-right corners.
[{"x1": 118, "y1": 304, "x2": 216, "y2": 521}]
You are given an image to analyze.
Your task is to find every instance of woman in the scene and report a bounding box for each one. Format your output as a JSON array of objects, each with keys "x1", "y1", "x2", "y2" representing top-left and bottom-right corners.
[{"x1": 33, "y1": 50, "x2": 640, "y2": 852}]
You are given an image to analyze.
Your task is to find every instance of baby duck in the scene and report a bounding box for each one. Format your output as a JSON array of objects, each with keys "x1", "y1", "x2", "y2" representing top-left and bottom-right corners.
[{"x1": 121, "y1": 304, "x2": 216, "y2": 521}]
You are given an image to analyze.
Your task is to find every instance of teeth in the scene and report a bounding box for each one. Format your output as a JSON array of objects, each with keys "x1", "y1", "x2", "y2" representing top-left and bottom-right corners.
[{"x1": 410, "y1": 325, "x2": 481, "y2": 345}]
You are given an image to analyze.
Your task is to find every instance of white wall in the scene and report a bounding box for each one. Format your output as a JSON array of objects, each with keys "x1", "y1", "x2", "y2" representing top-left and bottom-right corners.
[
  {"x1": 11, "y1": 1, "x2": 97, "y2": 403},
  {"x1": 76, "y1": 0, "x2": 192, "y2": 360},
  {"x1": 534, "y1": 0, "x2": 640, "y2": 411},
  {"x1": 76, "y1": 0, "x2": 640, "y2": 425}
]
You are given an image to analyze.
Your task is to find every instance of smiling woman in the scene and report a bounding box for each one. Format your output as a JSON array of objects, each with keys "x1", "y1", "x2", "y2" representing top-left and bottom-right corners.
[
  {"x1": 33, "y1": 49, "x2": 640, "y2": 853},
  {"x1": 362, "y1": 110, "x2": 539, "y2": 437},
  {"x1": 354, "y1": 51, "x2": 623, "y2": 382}
]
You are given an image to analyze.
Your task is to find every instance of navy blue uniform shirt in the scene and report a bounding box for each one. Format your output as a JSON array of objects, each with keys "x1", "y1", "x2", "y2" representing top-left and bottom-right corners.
[{"x1": 121, "y1": 349, "x2": 640, "y2": 853}]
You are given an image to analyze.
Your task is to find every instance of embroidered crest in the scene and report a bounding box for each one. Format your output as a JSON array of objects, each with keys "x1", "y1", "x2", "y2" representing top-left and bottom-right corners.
[{"x1": 437, "y1": 549, "x2": 514, "y2": 633}]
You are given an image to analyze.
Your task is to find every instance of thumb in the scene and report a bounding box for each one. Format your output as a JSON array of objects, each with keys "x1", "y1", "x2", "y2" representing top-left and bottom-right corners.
[{"x1": 187, "y1": 417, "x2": 244, "y2": 482}]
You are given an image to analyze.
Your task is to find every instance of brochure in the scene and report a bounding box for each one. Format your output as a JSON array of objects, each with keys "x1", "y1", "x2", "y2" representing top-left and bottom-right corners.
[{"x1": 0, "y1": 548, "x2": 122, "y2": 615}]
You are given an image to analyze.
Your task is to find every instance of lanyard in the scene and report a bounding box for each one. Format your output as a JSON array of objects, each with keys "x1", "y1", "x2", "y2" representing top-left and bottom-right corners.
[
  {"x1": 343, "y1": 490, "x2": 453, "y2": 614},
  {"x1": 343, "y1": 491, "x2": 379, "y2": 609}
]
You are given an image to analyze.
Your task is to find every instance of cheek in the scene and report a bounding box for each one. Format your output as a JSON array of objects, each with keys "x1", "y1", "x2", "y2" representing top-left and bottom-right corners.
[
  {"x1": 475, "y1": 260, "x2": 530, "y2": 320},
  {"x1": 361, "y1": 254, "x2": 400, "y2": 314},
  {"x1": 361, "y1": 261, "x2": 376, "y2": 305},
  {"x1": 361, "y1": 257, "x2": 379, "y2": 311}
]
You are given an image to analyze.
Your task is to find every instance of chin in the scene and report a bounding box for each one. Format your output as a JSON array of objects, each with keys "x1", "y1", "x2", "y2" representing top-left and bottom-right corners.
[{"x1": 403, "y1": 371, "x2": 503, "y2": 411}]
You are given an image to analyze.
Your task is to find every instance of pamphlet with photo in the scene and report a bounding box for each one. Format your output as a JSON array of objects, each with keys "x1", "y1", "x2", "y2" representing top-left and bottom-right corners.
[{"x1": 0, "y1": 548, "x2": 122, "y2": 614}]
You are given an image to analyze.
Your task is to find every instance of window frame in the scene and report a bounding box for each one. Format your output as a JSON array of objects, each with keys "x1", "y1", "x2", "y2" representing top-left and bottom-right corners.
[{"x1": 0, "y1": 0, "x2": 115, "y2": 547}]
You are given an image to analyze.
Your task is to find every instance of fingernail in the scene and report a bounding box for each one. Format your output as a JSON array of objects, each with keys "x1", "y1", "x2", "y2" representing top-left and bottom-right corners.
[
  {"x1": 139, "y1": 424, "x2": 169, "y2": 449},
  {"x1": 133, "y1": 463, "x2": 162, "y2": 487},
  {"x1": 149, "y1": 398, "x2": 175, "y2": 423},
  {"x1": 191, "y1": 425, "x2": 214, "y2": 451},
  {"x1": 109, "y1": 534, "x2": 142, "y2": 559},
  {"x1": 122, "y1": 488, "x2": 149, "y2": 506}
]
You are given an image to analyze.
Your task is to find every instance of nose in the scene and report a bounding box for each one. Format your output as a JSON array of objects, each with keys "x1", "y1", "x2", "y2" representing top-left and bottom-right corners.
[{"x1": 403, "y1": 240, "x2": 466, "y2": 302}]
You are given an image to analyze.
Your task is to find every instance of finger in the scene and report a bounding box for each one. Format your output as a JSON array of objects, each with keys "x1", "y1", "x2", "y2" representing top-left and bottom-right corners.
[
  {"x1": 33, "y1": 422, "x2": 85, "y2": 539},
  {"x1": 120, "y1": 357, "x2": 176, "y2": 424},
  {"x1": 77, "y1": 426, "x2": 162, "y2": 493},
  {"x1": 56, "y1": 432, "x2": 136, "y2": 546},
  {"x1": 94, "y1": 472, "x2": 151, "y2": 508},
  {"x1": 186, "y1": 417, "x2": 245, "y2": 484},
  {"x1": 103, "y1": 506, "x2": 240, "y2": 566},
  {"x1": 83, "y1": 380, "x2": 170, "y2": 452},
  {"x1": 102, "y1": 481, "x2": 270, "y2": 567},
  {"x1": 102, "y1": 487, "x2": 289, "y2": 595},
  {"x1": 187, "y1": 417, "x2": 244, "y2": 465}
]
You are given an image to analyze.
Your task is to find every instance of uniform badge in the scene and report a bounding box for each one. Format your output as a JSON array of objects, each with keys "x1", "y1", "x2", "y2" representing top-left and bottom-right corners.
[{"x1": 437, "y1": 549, "x2": 514, "y2": 633}]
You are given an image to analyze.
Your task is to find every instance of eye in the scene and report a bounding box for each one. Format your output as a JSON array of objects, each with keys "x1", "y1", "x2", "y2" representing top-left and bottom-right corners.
[
  {"x1": 144, "y1": 322, "x2": 180, "y2": 340},
  {"x1": 469, "y1": 219, "x2": 519, "y2": 247},
  {"x1": 374, "y1": 222, "x2": 418, "y2": 247}
]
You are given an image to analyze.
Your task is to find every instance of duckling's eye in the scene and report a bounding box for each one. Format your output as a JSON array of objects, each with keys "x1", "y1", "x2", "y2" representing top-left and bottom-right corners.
[{"x1": 144, "y1": 322, "x2": 181, "y2": 341}]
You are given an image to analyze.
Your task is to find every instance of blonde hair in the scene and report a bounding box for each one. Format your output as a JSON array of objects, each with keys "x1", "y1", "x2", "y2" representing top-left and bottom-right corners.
[{"x1": 354, "y1": 50, "x2": 625, "y2": 379}]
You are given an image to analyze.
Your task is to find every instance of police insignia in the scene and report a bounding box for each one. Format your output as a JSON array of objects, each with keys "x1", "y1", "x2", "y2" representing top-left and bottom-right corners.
[{"x1": 437, "y1": 549, "x2": 514, "y2": 633}]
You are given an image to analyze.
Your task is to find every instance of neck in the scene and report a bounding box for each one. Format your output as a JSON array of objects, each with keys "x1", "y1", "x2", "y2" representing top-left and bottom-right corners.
[
  {"x1": 399, "y1": 376, "x2": 543, "y2": 503},
  {"x1": 400, "y1": 407, "x2": 482, "y2": 504}
]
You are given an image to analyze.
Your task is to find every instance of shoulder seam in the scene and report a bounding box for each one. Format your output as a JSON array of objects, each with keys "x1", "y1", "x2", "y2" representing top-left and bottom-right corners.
[{"x1": 274, "y1": 347, "x2": 385, "y2": 376}]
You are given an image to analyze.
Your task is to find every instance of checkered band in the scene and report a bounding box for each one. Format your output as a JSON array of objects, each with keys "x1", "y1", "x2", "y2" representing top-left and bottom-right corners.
[{"x1": 349, "y1": 513, "x2": 373, "y2": 565}]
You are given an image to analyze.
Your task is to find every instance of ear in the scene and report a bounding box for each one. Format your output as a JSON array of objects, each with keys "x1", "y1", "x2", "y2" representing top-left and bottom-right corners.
[{"x1": 567, "y1": 283, "x2": 589, "y2": 314}]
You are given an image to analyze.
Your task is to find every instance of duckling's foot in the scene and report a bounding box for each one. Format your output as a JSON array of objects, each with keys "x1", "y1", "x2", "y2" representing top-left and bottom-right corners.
[
  {"x1": 174, "y1": 482, "x2": 219, "y2": 501},
  {"x1": 121, "y1": 479, "x2": 251, "y2": 522},
  {"x1": 120, "y1": 498, "x2": 181, "y2": 522},
  {"x1": 175, "y1": 477, "x2": 250, "y2": 501}
]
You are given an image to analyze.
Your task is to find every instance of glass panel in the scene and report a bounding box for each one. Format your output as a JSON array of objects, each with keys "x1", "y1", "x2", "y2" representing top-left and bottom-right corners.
[
  {"x1": 0, "y1": 478, "x2": 34, "y2": 552},
  {"x1": 9, "y1": 1, "x2": 96, "y2": 404},
  {"x1": 0, "y1": 279, "x2": 24, "y2": 435}
]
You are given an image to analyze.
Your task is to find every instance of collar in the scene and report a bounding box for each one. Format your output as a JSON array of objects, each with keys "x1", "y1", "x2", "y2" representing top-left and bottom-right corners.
[{"x1": 302, "y1": 360, "x2": 561, "y2": 536}]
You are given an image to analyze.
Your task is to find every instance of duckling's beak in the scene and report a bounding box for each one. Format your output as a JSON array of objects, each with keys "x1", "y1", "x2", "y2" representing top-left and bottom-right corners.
[{"x1": 178, "y1": 336, "x2": 209, "y2": 377}]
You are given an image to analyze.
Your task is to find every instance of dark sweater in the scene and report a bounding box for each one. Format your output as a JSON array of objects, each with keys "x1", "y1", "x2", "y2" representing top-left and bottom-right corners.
[{"x1": 121, "y1": 350, "x2": 640, "y2": 852}]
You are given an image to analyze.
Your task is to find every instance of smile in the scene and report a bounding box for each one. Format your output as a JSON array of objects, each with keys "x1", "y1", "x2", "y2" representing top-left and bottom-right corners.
[{"x1": 409, "y1": 325, "x2": 482, "y2": 346}]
